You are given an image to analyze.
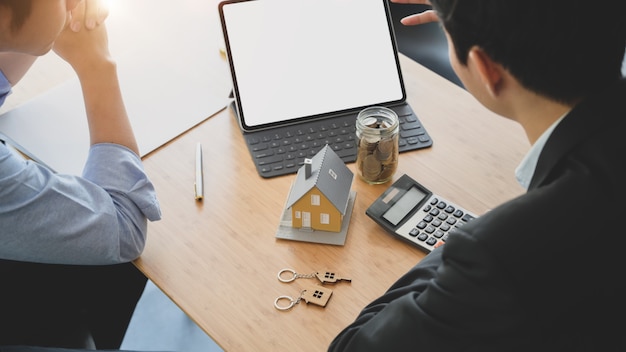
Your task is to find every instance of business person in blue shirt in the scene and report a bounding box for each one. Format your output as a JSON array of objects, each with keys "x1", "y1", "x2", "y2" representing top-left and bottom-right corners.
[
  {"x1": 0, "y1": 0, "x2": 161, "y2": 349},
  {"x1": 330, "y1": 0, "x2": 626, "y2": 351}
]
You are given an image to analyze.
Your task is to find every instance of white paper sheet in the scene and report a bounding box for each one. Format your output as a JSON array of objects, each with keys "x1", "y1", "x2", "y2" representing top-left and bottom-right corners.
[{"x1": 0, "y1": 0, "x2": 231, "y2": 175}]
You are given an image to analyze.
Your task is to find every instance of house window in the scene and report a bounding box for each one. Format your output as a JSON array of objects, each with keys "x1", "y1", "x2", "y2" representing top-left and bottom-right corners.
[
  {"x1": 295, "y1": 211, "x2": 301, "y2": 219},
  {"x1": 320, "y1": 213, "x2": 330, "y2": 224},
  {"x1": 311, "y1": 194, "x2": 320, "y2": 206}
]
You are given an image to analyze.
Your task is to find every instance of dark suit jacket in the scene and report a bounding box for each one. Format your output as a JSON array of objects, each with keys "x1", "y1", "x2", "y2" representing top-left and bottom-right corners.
[{"x1": 329, "y1": 79, "x2": 626, "y2": 352}]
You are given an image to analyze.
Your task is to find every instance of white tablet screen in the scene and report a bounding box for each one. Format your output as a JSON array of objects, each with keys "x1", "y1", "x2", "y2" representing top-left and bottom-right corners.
[{"x1": 219, "y1": 0, "x2": 405, "y2": 131}]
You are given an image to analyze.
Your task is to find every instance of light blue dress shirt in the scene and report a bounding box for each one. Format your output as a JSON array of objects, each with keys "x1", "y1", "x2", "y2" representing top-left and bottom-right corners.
[
  {"x1": 0, "y1": 68, "x2": 10, "y2": 106},
  {"x1": 0, "y1": 70, "x2": 161, "y2": 265}
]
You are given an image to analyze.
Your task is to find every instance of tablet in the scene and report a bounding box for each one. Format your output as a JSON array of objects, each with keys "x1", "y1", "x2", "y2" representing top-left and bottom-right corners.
[{"x1": 219, "y1": 0, "x2": 406, "y2": 131}]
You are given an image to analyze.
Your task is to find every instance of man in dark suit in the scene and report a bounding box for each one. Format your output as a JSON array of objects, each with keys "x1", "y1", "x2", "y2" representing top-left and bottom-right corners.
[{"x1": 329, "y1": 0, "x2": 626, "y2": 351}]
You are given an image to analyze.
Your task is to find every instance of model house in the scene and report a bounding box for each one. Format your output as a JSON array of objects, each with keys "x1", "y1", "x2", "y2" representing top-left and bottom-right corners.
[{"x1": 285, "y1": 145, "x2": 354, "y2": 233}]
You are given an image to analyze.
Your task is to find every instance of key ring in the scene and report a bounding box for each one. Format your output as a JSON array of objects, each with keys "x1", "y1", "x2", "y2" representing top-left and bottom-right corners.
[
  {"x1": 274, "y1": 291, "x2": 304, "y2": 311},
  {"x1": 277, "y1": 268, "x2": 315, "y2": 283}
]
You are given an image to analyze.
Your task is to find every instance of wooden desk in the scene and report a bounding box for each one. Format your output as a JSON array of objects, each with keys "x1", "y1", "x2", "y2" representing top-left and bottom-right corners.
[{"x1": 136, "y1": 53, "x2": 528, "y2": 350}]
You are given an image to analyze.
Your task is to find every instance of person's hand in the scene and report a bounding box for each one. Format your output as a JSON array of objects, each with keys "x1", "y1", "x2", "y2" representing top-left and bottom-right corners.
[
  {"x1": 390, "y1": 0, "x2": 439, "y2": 25},
  {"x1": 54, "y1": 0, "x2": 139, "y2": 154},
  {"x1": 69, "y1": 0, "x2": 109, "y2": 32},
  {"x1": 53, "y1": 0, "x2": 112, "y2": 76}
]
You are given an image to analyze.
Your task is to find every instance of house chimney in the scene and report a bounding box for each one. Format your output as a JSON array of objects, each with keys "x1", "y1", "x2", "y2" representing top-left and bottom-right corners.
[{"x1": 304, "y1": 158, "x2": 313, "y2": 179}]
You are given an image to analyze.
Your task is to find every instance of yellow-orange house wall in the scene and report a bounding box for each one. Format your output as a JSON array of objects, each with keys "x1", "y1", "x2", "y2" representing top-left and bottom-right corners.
[{"x1": 291, "y1": 186, "x2": 343, "y2": 232}]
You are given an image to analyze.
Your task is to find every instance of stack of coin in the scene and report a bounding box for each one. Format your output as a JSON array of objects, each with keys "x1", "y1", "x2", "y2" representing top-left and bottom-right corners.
[{"x1": 355, "y1": 108, "x2": 399, "y2": 184}]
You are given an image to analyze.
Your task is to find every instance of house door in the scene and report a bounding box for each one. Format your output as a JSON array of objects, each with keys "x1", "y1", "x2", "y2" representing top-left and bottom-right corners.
[{"x1": 302, "y1": 212, "x2": 311, "y2": 228}]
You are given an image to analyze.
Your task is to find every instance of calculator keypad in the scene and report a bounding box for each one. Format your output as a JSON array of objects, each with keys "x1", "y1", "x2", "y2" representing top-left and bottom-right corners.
[{"x1": 395, "y1": 197, "x2": 476, "y2": 252}]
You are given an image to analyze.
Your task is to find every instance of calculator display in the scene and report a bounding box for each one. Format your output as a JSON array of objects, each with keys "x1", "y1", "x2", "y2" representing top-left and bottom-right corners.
[{"x1": 382, "y1": 186, "x2": 427, "y2": 225}]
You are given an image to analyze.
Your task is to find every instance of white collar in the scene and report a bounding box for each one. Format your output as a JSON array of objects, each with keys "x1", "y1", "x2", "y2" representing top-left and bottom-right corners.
[{"x1": 515, "y1": 112, "x2": 568, "y2": 189}]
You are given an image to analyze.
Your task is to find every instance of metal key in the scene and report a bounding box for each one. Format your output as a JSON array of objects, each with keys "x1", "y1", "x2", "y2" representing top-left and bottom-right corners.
[{"x1": 315, "y1": 271, "x2": 352, "y2": 284}]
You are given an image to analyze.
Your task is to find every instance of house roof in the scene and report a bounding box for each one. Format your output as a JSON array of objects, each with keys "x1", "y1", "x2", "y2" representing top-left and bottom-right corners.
[{"x1": 286, "y1": 144, "x2": 354, "y2": 214}]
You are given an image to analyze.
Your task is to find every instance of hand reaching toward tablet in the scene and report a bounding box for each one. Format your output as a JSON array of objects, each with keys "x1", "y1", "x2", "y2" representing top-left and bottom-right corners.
[{"x1": 390, "y1": 0, "x2": 439, "y2": 25}]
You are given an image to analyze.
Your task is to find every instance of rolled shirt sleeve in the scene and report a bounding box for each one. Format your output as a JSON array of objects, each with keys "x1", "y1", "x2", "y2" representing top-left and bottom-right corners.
[
  {"x1": 83, "y1": 143, "x2": 161, "y2": 222},
  {"x1": 0, "y1": 142, "x2": 161, "y2": 265}
]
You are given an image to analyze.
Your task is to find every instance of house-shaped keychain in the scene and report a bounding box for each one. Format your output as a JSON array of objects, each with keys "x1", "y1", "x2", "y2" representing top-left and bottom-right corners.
[{"x1": 285, "y1": 144, "x2": 354, "y2": 233}]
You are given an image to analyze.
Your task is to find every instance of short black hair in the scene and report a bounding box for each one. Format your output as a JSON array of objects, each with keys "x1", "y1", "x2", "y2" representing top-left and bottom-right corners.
[
  {"x1": 429, "y1": 0, "x2": 626, "y2": 104},
  {"x1": 0, "y1": 0, "x2": 32, "y2": 32}
]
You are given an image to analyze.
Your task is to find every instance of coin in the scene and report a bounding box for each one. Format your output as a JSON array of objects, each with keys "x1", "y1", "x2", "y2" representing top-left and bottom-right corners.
[
  {"x1": 378, "y1": 163, "x2": 397, "y2": 181},
  {"x1": 362, "y1": 154, "x2": 382, "y2": 180},
  {"x1": 375, "y1": 138, "x2": 394, "y2": 161}
]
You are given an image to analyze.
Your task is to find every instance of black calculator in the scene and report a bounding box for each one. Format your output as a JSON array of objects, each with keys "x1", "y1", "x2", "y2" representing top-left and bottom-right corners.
[{"x1": 366, "y1": 174, "x2": 477, "y2": 253}]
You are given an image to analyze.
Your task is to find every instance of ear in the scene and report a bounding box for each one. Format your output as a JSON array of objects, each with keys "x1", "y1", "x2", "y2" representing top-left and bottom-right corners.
[{"x1": 467, "y1": 47, "x2": 504, "y2": 97}]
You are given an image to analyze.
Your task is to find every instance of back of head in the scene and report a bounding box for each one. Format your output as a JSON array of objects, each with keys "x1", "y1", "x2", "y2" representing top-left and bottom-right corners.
[{"x1": 430, "y1": 0, "x2": 626, "y2": 104}]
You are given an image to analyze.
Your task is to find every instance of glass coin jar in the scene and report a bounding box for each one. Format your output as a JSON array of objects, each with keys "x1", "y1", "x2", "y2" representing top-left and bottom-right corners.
[{"x1": 355, "y1": 106, "x2": 399, "y2": 184}]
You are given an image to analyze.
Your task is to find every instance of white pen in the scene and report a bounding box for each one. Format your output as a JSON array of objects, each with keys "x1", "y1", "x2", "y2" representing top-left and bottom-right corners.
[{"x1": 195, "y1": 142, "x2": 204, "y2": 201}]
